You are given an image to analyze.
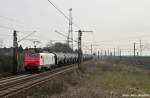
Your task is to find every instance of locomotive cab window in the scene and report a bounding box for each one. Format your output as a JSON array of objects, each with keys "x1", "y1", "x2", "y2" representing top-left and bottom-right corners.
[{"x1": 28, "y1": 53, "x2": 38, "y2": 58}]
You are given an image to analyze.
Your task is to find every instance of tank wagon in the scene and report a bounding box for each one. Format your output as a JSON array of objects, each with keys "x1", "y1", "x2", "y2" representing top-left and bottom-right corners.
[{"x1": 23, "y1": 50, "x2": 92, "y2": 71}]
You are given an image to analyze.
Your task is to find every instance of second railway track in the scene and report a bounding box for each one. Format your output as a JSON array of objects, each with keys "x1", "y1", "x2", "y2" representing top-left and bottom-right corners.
[{"x1": 0, "y1": 64, "x2": 78, "y2": 98}]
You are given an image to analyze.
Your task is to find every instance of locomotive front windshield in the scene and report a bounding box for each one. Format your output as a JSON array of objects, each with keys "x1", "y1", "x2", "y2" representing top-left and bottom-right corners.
[{"x1": 28, "y1": 53, "x2": 38, "y2": 58}]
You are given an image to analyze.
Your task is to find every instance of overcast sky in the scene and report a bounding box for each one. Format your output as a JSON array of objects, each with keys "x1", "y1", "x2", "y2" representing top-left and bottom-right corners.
[{"x1": 0, "y1": 0, "x2": 150, "y2": 54}]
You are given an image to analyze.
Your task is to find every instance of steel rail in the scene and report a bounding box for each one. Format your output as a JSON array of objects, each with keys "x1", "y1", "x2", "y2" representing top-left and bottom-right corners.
[
  {"x1": 0, "y1": 74, "x2": 29, "y2": 84},
  {"x1": 0, "y1": 64, "x2": 77, "y2": 98}
]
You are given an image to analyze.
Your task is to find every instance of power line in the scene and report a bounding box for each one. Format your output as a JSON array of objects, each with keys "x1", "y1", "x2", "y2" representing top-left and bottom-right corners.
[
  {"x1": 0, "y1": 25, "x2": 37, "y2": 33},
  {"x1": 0, "y1": 25, "x2": 15, "y2": 30},
  {"x1": 55, "y1": 30, "x2": 91, "y2": 51},
  {"x1": 55, "y1": 30, "x2": 78, "y2": 42},
  {"x1": 0, "y1": 15, "x2": 39, "y2": 29},
  {"x1": 0, "y1": 33, "x2": 12, "y2": 36},
  {"x1": 82, "y1": 45, "x2": 92, "y2": 51},
  {"x1": 18, "y1": 31, "x2": 36, "y2": 42},
  {"x1": 41, "y1": 0, "x2": 92, "y2": 50},
  {"x1": 93, "y1": 34, "x2": 150, "y2": 44},
  {"x1": 47, "y1": 0, "x2": 81, "y2": 29},
  {"x1": 47, "y1": 0, "x2": 69, "y2": 20},
  {"x1": 0, "y1": 35, "x2": 12, "y2": 37},
  {"x1": 55, "y1": 30, "x2": 68, "y2": 38}
]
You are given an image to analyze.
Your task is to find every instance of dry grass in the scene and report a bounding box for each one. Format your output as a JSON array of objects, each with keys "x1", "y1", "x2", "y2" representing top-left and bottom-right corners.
[
  {"x1": 51, "y1": 87, "x2": 105, "y2": 98},
  {"x1": 28, "y1": 60, "x2": 150, "y2": 98},
  {"x1": 78, "y1": 60, "x2": 150, "y2": 97},
  {"x1": 27, "y1": 70, "x2": 81, "y2": 98}
]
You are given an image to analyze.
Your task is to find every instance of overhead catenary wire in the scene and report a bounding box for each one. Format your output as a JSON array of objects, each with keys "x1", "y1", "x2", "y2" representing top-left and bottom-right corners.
[
  {"x1": 0, "y1": 25, "x2": 15, "y2": 30},
  {"x1": 47, "y1": 0, "x2": 93, "y2": 51},
  {"x1": 47, "y1": 0, "x2": 81, "y2": 29},
  {"x1": 0, "y1": 1, "x2": 82, "y2": 48},
  {"x1": 0, "y1": 33, "x2": 12, "y2": 36},
  {"x1": 82, "y1": 34, "x2": 150, "y2": 53},
  {"x1": 0, "y1": 24, "x2": 38, "y2": 34},
  {"x1": 0, "y1": 35, "x2": 12, "y2": 37},
  {"x1": 0, "y1": 15, "x2": 39, "y2": 30},
  {"x1": 55, "y1": 30, "x2": 78, "y2": 42},
  {"x1": 55, "y1": 30, "x2": 92, "y2": 51},
  {"x1": 93, "y1": 34, "x2": 150, "y2": 44},
  {"x1": 18, "y1": 31, "x2": 36, "y2": 42}
]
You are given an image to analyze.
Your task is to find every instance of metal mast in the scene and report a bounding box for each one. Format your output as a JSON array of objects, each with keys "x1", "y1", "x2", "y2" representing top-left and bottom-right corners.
[
  {"x1": 67, "y1": 8, "x2": 73, "y2": 50},
  {"x1": 76, "y1": 30, "x2": 93, "y2": 67},
  {"x1": 13, "y1": 30, "x2": 18, "y2": 74}
]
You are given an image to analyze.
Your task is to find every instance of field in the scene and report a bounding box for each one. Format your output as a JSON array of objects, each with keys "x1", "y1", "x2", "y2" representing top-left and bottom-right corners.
[
  {"x1": 78, "y1": 61, "x2": 150, "y2": 97},
  {"x1": 27, "y1": 59, "x2": 150, "y2": 98}
]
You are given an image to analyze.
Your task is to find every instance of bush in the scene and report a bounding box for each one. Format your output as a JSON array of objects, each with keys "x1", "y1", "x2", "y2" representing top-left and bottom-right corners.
[{"x1": 0, "y1": 54, "x2": 13, "y2": 72}]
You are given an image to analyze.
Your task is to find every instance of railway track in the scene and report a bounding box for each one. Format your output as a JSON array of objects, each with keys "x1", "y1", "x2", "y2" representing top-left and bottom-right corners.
[
  {"x1": 0, "y1": 72, "x2": 12, "y2": 79},
  {"x1": 0, "y1": 64, "x2": 78, "y2": 98},
  {"x1": 0, "y1": 74, "x2": 29, "y2": 81}
]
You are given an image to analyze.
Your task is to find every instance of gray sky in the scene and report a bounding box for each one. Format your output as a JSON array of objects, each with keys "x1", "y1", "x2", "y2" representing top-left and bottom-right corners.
[{"x1": 0, "y1": 0, "x2": 150, "y2": 55}]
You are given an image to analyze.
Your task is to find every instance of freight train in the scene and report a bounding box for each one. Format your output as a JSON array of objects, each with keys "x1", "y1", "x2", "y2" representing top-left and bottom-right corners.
[{"x1": 23, "y1": 49, "x2": 92, "y2": 71}]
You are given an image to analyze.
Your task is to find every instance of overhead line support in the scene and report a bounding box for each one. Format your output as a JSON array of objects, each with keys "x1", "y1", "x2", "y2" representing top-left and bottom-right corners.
[
  {"x1": 76, "y1": 30, "x2": 93, "y2": 68},
  {"x1": 13, "y1": 30, "x2": 18, "y2": 74}
]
